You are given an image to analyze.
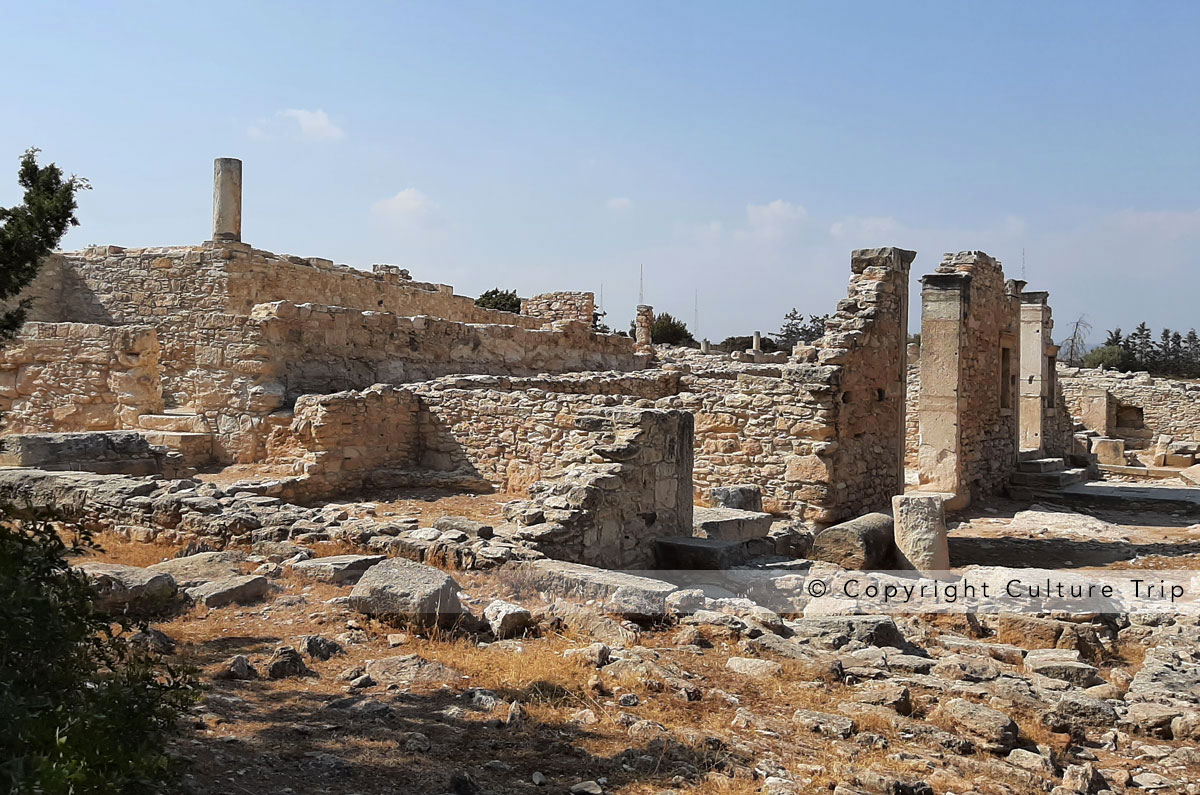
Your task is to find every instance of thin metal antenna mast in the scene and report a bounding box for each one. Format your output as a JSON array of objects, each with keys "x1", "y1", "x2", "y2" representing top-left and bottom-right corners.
[{"x1": 638, "y1": 264, "x2": 644, "y2": 305}]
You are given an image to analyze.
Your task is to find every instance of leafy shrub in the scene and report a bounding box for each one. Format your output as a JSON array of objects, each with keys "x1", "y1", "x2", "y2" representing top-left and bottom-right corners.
[
  {"x1": 475, "y1": 288, "x2": 522, "y2": 314},
  {"x1": 649, "y1": 312, "x2": 695, "y2": 346},
  {"x1": 1080, "y1": 344, "x2": 1132, "y2": 371},
  {"x1": 0, "y1": 512, "x2": 196, "y2": 794}
]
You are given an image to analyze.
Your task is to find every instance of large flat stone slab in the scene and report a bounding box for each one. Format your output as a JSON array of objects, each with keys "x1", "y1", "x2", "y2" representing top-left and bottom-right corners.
[
  {"x1": 692, "y1": 506, "x2": 773, "y2": 541},
  {"x1": 290, "y1": 554, "x2": 386, "y2": 584},
  {"x1": 511, "y1": 559, "x2": 676, "y2": 619},
  {"x1": 653, "y1": 536, "x2": 747, "y2": 570},
  {"x1": 148, "y1": 550, "x2": 249, "y2": 588}
]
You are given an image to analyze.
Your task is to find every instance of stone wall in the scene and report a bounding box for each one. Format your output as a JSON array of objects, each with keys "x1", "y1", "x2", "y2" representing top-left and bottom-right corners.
[
  {"x1": 501, "y1": 408, "x2": 694, "y2": 569},
  {"x1": 24, "y1": 244, "x2": 642, "y2": 464},
  {"x1": 917, "y1": 252, "x2": 1021, "y2": 505},
  {"x1": 250, "y1": 300, "x2": 644, "y2": 401},
  {"x1": 520, "y1": 291, "x2": 595, "y2": 326},
  {"x1": 1059, "y1": 367, "x2": 1200, "y2": 444},
  {"x1": 265, "y1": 373, "x2": 681, "y2": 499},
  {"x1": 905, "y1": 355, "x2": 920, "y2": 470},
  {"x1": 657, "y1": 247, "x2": 913, "y2": 526},
  {"x1": 224, "y1": 251, "x2": 544, "y2": 328},
  {"x1": 0, "y1": 322, "x2": 162, "y2": 433}
]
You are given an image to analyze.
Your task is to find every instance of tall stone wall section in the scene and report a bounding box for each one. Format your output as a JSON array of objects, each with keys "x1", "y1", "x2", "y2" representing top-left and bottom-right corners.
[
  {"x1": 250, "y1": 300, "x2": 643, "y2": 401},
  {"x1": 917, "y1": 252, "x2": 1021, "y2": 504},
  {"x1": 520, "y1": 292, "x2": 595, "y2": 326},
  {"x1": 0, "y1": 323, "x2": 162, "y2": 433},
  {"x1": 659, "y1": 247, "x2": 913, "y2": 526},
  {"x1": 1059, "y1": 367, "x2": 1200, "y2": 443}
]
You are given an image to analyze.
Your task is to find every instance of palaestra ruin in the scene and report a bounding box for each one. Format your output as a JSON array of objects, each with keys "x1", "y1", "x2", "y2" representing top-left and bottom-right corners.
[{"x1": 1, "y1": 158, "x2": 1199, "y2": 573}]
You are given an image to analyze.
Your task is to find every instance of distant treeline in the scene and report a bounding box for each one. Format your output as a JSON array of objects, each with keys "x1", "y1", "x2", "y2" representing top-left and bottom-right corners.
[{"x1": 1083, "y1": 324, "x2": 1200, "y2": 378}]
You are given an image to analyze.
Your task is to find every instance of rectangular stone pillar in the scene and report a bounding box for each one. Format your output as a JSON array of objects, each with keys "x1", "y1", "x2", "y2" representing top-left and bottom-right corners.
[
  {"x1": 917, "y1": 272, "x2": 970, "y2": 508},
  {"x1": 212, "y1": 157, "x2": 242, "y2": 242},
  {"x1": 1019, "y1": 292, "x2": 1052, "y2": 454}
]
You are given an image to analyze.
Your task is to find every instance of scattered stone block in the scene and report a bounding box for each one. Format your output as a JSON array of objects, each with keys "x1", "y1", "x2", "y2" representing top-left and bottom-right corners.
[
  {"x1": 290, "y1": 554, "x2": 385, "y2": 584},
  {"x1": 347, "y1": 558, "x2": 462, "y2": 628},
  {"x1": 692, "y1": 506, "x2": 773, "y2": 542},
  {"x1": 936, "y1": 698, "x2": 1018, "y2": 753},
  {"x1": 78, "y1": 562, "x2": 177, "y2": 613},
  {"x1": 484, "y1": 599, "x2": 534, "y2": 639},
  {"x1": 187, "y1": 575, "x2": 270, "y2": 608},
  {"x1": 147, "y1": 550, "x2": 248, "y2": 587},
  {"x1": 725, "y1": 657, "x2": 782, "y2": 677},
  {"x1": 810, "y1": 513, "x2": 895, "y2": 570},
  {"x1": 891, "y1": 493, "x2": 949, "y2": 571}
]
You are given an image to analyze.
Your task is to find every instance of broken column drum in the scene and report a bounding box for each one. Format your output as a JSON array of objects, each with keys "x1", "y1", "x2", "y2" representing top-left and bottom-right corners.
[{"x1": 212, "y1": 157, "x2": 243, "y2": 242}]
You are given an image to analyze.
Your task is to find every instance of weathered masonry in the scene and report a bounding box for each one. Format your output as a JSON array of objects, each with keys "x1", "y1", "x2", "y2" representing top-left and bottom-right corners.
[{"x1": 0, "y1": 156, "x2": 1087, "y2": 570}]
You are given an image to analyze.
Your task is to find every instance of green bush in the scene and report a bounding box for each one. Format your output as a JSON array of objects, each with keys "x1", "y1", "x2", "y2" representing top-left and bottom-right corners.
[
  {"x1": 1080, "y1": 344, "x2": 1132, "y2": 371},
  {"x1": 0, "y1": 512, "x2": 196, "y2": 794},
  {"x1": 475, "y1": 288, "x2": 522, "y2": 314},
  {"x1": 649, "y1": 312, "x2": 695, "y2": 346}
]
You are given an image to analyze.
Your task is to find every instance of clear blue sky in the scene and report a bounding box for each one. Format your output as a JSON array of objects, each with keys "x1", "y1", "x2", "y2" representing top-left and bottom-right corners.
[{"x1": 2, "y1": 1, "x2": 1197, "y2": 341}]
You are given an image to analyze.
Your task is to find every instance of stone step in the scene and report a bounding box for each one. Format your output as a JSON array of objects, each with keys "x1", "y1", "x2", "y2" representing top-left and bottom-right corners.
[
  {"x1": 1016, "y1": 457, "x2": 1067, "y2": 473},
  {"x1": 654, "y1": 536, "x2": 747, "y2": 570},
  {"x1": 693, "y1": 506, "x2": 774, "y2": 542},
  {"x1": 1008, "y1": 467, "x2": 1088, "y2": 489},
  {"x1": 140, "y1": 430, "x2": 214, "y2": 464},
  {"x1": 138, "y1": 413, "x2": 209, "y2": 433}
]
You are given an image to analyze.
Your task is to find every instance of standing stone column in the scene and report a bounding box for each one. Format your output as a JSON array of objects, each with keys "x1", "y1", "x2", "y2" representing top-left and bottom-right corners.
[
  {"x1": 635, "y1": 305, "x2": 654, "y2": 349},
  {"x1": 1019, "y1": 292, "x2": 1052, "y2": 454},
  {"x1": 752, "y1": 331, "x2": 762, "y2": 353},
  {"x1": 892, "y1": 493, "x2": 950, "y2": 572},
  {"x1": 212, "y1": 157, "x2": 243, "y2": 242},
  {"x1": 917, "y1": 271, "x2": 970, "y2": 509},
  {"x1": 700, "y1": 339, "x2": 711, "y2": 354}
]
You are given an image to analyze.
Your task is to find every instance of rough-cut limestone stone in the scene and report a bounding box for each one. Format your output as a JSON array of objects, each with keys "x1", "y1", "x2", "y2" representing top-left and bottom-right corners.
[
  {"x1": 513, "y1": 560, "x2": 676, "y2": 620},
  {"x1": 787, "y1": 615, "x2": 904, "y2": 649},
  {"x1": 0, "y1": 430, "x2": 173, "y2": 477},
  {"x1": 936, "y1": 698, "x2": 1019, "y2": 753},
  {"x1": 891, "y1": 493, "x2": 950, "y2": 571},
  {"x1": 186, "y1": 575, "x2": 270, "y2": 608},
  {"x1": 347, "y1": 558, "x2": 462, "y2": 628},
  {"x1": 708, "y1": 484, "x2": 763, "y2": 512},
  {"x1": 147, "y1": 550, "x2": 248, "y2": 588},
  {"x1": 289, "y1": 554, "x2": 385, "y2": 584},
  {"x1": 78, "y1": 562, "x2": 177, "y2": 612},
  {"x1": 692, "y1": 506, "x2": 773, "y2": 542},
  {"x1": 483, "y1": 599, "x2": 533, "y2": 639},
  {"x1": 810, "y1": 513, "x2": 895, "y2": 570},
  {"x1": 725, "y1": 657, "x2": 782, "y2": 677}
]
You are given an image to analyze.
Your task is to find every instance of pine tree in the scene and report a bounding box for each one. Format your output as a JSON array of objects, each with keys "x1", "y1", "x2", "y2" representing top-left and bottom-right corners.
[
  {"x1": 0, "y1": 148, "x2": 88, "y2": 342},
  {"x1": 1126, "y1": 322, "x2": 1154, "y2": 371},
  {"x1": 1104, "y1": 328, "x2": 1123, "y2": 347},
  {"x1": 1184, "y1": 329, "x2": 1200, "y2": 377}
]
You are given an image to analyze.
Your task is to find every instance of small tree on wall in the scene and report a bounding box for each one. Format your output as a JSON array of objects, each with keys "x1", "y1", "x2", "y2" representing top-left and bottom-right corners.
[
  {"x1": 0, "y1": 148, "x2": 88, "y2": 343},
  {"x1": 475, "y1": 288, "x2": 522, "y2": 314}
]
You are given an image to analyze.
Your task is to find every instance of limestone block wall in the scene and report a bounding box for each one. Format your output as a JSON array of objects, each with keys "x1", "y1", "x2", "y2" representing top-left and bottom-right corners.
[
  {"x1": 520, "y1": 291, "x2": 595, "y2": 326},
  {"x1": 264, "y1": 372, "x2": 681, "y2": 498},
  {"x1": 1059, "y1": 367, "x2": 1200, "y2": 444},
  {"x1": 905, "y1": 357, "x2": 920, "y2": 469},
  {"x1": 501, "y1": 408, "x2": 694, "y2": 569},
  {"x1": 268, "y1": 383, "x2": 421, "y2": 495},
  {"x1": 23, "y1": 244, "x2": 638, "y2": 464},
  {"x1": 0, "y1": 323, "x2": 162, "y2": 433},
  {"x1": 250, "y1": 300, "x2": 644, "y2": 400},
  {"x1": 224, "y1": 250, "x2": 544, "y2": 328}
]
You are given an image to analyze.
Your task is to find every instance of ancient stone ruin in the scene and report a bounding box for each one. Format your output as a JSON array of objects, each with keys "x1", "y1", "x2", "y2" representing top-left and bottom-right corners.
[{"x1": 10, "y1": 159, "x2": 1200, "y2": 793}]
